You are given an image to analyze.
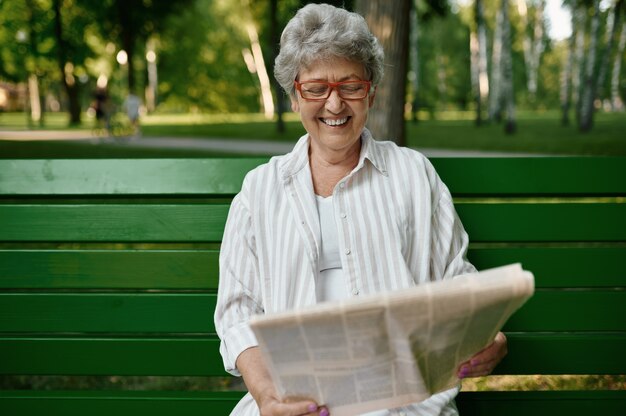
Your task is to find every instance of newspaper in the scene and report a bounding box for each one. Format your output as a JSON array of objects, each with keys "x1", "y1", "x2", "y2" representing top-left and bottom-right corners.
[{"x1": 249, "y1": 264, "x2": 534, "y2": 416}]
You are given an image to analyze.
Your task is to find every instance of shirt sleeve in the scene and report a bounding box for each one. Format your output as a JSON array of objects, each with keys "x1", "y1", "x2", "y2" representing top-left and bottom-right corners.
[
  {"x1": 429, "y1": 168, "x2": 477, "y2": 281},
  {"x1": 214, "y1": 187, "x2": 263, "y2": 376}
]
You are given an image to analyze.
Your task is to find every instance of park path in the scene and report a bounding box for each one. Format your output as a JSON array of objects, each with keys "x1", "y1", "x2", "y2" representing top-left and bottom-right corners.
[{"x1": 0, "y1": 128, "x2": 542, "y2": 157}]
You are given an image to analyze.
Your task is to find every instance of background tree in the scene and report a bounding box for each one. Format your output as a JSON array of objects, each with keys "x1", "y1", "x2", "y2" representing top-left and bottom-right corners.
[
  {"x1": 578, "y1": 0, "x2": 601, "y2": 132},
  {"x1": 500, "y1": 0, "x2": 517, "y2": 133},
  {"x1": 355, "y1": 0, "x2": 412, "y2": 145}
]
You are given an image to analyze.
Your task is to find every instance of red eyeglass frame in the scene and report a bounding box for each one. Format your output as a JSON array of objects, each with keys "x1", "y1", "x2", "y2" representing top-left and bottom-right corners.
[{"x1": 294, "y1": 80, "x2": 372, "y2": 101}]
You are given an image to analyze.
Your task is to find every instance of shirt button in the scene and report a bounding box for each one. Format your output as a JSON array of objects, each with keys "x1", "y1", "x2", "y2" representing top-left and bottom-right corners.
[
  {"x1": 344, "y1": 248, "x2": 351, "y2": 255},
  {"x1": 352, "y1": 288, "x2": 359, "y2": 296},
  {"x1": 339, "y1": 183, "x2": 346, "y2": 189},
  {"x1": 340, "y1": 212, "x2": 347, "y2": 219}
]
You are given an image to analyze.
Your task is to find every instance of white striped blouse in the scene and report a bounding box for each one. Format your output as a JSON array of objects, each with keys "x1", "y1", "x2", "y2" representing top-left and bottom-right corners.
[{"x1": 215, "y1": 128, "x2": 477, "y2": 416}]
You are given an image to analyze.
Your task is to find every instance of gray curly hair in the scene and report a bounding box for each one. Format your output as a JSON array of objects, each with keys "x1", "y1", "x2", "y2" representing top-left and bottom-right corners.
[{"x1": 274, "y1": 3, "x2": 384, "y2": 97}]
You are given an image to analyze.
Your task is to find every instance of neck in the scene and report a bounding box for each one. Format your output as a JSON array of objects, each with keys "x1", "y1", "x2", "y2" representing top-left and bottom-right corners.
[{"x1": 309, "y1": 140, "x2": 361, "y2": 197}]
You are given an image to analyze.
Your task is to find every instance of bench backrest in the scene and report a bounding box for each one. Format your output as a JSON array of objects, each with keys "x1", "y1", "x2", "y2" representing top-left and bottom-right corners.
[{"x1": 1, "y1": 157, "x2": 625, "y2": 415}]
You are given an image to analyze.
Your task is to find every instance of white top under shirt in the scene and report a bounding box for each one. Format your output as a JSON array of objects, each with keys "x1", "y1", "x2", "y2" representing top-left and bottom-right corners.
[{"x1": 315, "y1": 195, "x2": 348, "y2": 302}]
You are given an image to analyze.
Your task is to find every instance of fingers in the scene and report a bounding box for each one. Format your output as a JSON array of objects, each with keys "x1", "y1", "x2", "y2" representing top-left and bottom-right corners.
[
  {"x1": 458, "y1": 332, "x2": 508, "y2": 378},
  {"x1": 262, "y1": 398, "x2": 329, "y2": 416}
]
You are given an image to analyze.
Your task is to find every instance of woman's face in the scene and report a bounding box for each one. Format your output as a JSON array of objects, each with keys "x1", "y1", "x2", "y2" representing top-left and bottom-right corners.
[{"x1": 291, "y1": 57, "x2": 376, "y2": 158}]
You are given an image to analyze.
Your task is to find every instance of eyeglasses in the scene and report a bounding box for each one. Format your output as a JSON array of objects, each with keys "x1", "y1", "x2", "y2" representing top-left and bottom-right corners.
[{"x1": 294, "y1": 80, "x2": 371, "y2": 101}]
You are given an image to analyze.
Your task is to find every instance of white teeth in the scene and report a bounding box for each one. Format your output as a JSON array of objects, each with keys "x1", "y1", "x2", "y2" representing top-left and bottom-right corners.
[{"x1": 322, "y1": 117, "x2": 348, "y2": 126}]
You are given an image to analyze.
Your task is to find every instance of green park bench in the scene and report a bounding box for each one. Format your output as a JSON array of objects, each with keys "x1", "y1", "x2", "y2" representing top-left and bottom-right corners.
[{"x1": 1, "y1": 157, "x2": 625, "y2": 415}]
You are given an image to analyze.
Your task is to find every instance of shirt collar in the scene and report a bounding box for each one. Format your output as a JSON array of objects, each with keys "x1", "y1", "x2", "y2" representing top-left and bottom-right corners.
[{"x1": 279, "y1": 128, "x2": 388, "y2": 181}]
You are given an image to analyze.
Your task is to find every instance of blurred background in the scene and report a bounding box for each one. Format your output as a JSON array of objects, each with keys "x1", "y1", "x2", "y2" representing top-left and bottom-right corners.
[{"x1": 0, "y1": 0, "x2": 625, "y2": 157}]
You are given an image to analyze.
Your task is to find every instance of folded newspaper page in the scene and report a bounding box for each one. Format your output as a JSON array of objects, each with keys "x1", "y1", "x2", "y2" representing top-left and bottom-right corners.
[{"x1": 249, "y1": 263, "x2": 534, "y2": 416}]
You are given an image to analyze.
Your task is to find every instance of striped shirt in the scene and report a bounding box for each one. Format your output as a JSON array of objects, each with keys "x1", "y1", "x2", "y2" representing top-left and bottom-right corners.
[{"x1": 215, "y1": 128, "x2": 476, "y2": 415}]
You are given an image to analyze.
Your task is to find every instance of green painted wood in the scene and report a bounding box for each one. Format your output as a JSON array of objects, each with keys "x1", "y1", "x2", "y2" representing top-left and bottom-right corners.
[
  {"x1": 0, "y1": 250, "x2": 219, "y2": 289},
  {"x1": 1, "y1": 390, "x2": 624, "y2": 416},
  {"x1": 456, "y1": 202, "x2": 626, "y2": 242},
  {"x1": 502, "y1": 289, "x2": 626, "y2": 331},
  {"x1": 0, "y1": 159, "x2": 268, "y2": 196},
  {"x1": 2, "y1": 158, "x2": 625, "y2": 196},
  {"x1": 0, "y1": 337, "x2": 226, "y2": 376},
  {"x1": 0, "y1": 205, "x2": 229, "y2": 242},
  {"x1": 0, "y1": 293, "x2": 218, "y2": 333},
  {"x1": 1, "y1": 290, "x2": 623, "y2": 334},
  {"x1": 431, "y1": 157, "x2": 626, "y2": 196},
  {"x1": 0, "y1": 390, "x2": 246, "y2": 416},
  {"x1": 494, "y1": 333, "x2": 626, "y2": 375},
  {"x1": 467, "y1": 246, "x2": 626, "y2": 288},
  {"x1": 2, "y1": 247, "x2": 623, "y2": 289},
  {"x1": 456, "y1": 390, "x2": 626, "y2": 416},
  {"x1": 2, "y1": 202, "x2": 625, "y2": 242},
  {"x1": 1, "y1": 334, "x2": 624, "y2": 376}
]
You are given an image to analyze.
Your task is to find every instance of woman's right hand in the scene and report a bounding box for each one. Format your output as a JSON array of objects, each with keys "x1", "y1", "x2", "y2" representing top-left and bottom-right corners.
[
  {"x1": 258, "y1": 392, "x2": 328, "y2": 416},
  {"x1": 237, "y1": 347, "x2": 329, "y2": 416}
]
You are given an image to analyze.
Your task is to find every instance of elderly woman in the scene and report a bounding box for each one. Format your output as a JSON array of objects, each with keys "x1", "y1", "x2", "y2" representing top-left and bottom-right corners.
[{"x1": 215, "y1": 4, "x2": 507, "y2": 416}]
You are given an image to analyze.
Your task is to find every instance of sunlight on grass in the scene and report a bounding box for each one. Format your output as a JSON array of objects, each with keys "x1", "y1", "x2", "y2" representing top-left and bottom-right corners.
[
  {"x1": 462, "y1": 375, "x2": 626, "y2": 391},
  {"x1": 142, "y1": 112, "x2": 302, "y2": 126}
]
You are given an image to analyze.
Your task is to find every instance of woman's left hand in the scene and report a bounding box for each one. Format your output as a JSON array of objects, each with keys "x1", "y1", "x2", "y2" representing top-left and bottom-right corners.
[{"x1": 457, "y1": 332, "x2": 508, "y2": 378}]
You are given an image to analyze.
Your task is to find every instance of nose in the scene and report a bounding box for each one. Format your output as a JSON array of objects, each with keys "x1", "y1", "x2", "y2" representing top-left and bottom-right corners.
[{"x1": 325, "y1": 87, "x2": 344, "y2": 113}]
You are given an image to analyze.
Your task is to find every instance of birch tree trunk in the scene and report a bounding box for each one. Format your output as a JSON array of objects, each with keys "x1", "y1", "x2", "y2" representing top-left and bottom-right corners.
[
  {"x1": 489, "y1": 6, "x2": 504, "y2": 121},
  {"x1": 409, "y1": 0, "x2": 420, "y2": 123},
  {"x1": 611, "y1": 20, "x2": 626, "y2": 111},
  {"x1": 355, "y1": 0, "x2": 411, "y2": 145},
  {"x1": 517, "y1": 0, "x2": 546, "y2": 103},
  {"x1": 473, "y1": 0, "x2": 489, "y2": 125},
  {"x1": 595, "y1": 0, "x2": 623, "y2": 103},
  {"x1": 579, "y1": 0, "x2": 601, "y2": 132},
  {"x1": 501, "y1": 0, "x2": 516, "y2": 133},
  {"x1": 572, "y1": 4, "x2": 586, "y2": 121},
  {"x1": 561, "y1": 29, "x2": 576, "y2": 125}
]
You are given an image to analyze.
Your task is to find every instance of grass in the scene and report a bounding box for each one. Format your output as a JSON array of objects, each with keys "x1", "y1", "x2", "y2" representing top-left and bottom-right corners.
[{"x1": 1, "y1": 110, "x2": 625, "y2": 157}]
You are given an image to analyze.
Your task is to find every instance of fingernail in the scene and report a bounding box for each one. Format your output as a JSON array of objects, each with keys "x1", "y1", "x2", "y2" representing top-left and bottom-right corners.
[
  {"x1": 308, "y1": 404, "x2": 318, "y2": 412},
  {"x1": 320, "y1": 409, "x2": 329, "y2": 416}
]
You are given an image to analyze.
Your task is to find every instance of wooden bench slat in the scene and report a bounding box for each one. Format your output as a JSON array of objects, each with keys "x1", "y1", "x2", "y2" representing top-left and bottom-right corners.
[
  {"x1": 1, "y1": 333, "x2": 624, "y2": 376},
  {"x1": 456, "y1": 202, "x2": 626, "y2": 242},
  {"x1": 0, "y1": 205, "x2": 229, "y2": 242},
  {"x1": 0, "y1": 390, "x2": 246, "y2": 416},
  {"x1": 495, "y1": 333, "x2": 626, "y2": 375},
  {"x1": 0, "y1": 293, "x2": 218, "y2": 333},
  {"x1": 456, "y1": 390, "x2": 626, "y2": 416},
  {"x1": 2, "y1": 202, "x2": 625, "y2": 242},
  {"x1": 2, "y1": 247, "x2": 623, "y2": 289},
  {"x1": 0, "y1": 159, "x2": 268, "y2": 196},
  {"x1": 467, "y1": 246, "x2": 626, "y2": 288},
  {"x1": 2, "y1": 158, "x2": 625, "y2": 196},
  {"x1": 1, "y1": 290, "x2": 624, "y2": 334},
  {"x1": 2, "y1": 390, "x2": 625, "y2": 416},
  {"x1": 0, "y1": 250, "x2": 219, "y2": 289},
  {"x1": 0, "y1": 337, "x2": 227, "y2": 376}
]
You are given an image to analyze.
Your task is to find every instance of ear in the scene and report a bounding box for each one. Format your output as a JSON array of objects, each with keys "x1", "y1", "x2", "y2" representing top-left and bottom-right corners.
[
  {"x1": 368, "y1": 87, "x2": 377, "y2": 108},
  {"x1": 290, "y1": 95, "x2": 300, "y2": 112}
]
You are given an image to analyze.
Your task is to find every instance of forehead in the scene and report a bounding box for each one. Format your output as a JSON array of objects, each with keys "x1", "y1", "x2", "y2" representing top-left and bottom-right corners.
[{"x1": 299, "y1": 57, "x2": 367, "y2": 81}]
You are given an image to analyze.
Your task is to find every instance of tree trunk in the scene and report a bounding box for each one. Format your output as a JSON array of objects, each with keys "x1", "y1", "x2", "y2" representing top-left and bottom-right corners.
[
  {"x1": 355, "y1": 0, "x2": 411, "y2": 145},
  {"x1": 269, "y1": 0, "x2": 285, "y2": 133},
  {"x1": 611, "y1": 20, "x2": 626, "y2": 111},
  {"x1": 52, "y1": 0, "x2": 81, "y2": 125},
  {"x1": 572, "y1": 5, "x2": 586, "y2": 122},
  {"x1": 117, "y1": 1, "x2": 136, "y2": 93},
  {"x1": 595, "y1": 0, "x2": 623, "y2": 103},
  {"x1": 409, "y1": 0, "x2": 420, "y2": 123},
  {"x1": 501, "y1": 0, "x2": 516, "y2": 133},
  {"x1": 489, "y1": 5, "x2": 504, "y2": 121},
  {"x1": 579, "y1": 0, "x2": 601, "y2": 132},
  {"x1": 517, "y1": 0, "x2": 545, "y2": 103},
  {"x1": 561, "y1": 29, "x2": 576, "y2": 125},
  {"x1": 473, "y1": 0, "x2": 489, "y2": 125}
]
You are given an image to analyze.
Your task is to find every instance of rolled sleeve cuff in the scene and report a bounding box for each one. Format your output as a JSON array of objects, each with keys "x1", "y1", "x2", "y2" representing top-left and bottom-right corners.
[{"x1": 220, "y1": 321, "x2": 259, "y2": 376}]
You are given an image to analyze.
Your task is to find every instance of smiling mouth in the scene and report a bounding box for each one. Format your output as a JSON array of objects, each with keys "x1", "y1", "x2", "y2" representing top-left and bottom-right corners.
[{"x1": 320, "y1": 117, "x2": 350, "y2": 127}]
